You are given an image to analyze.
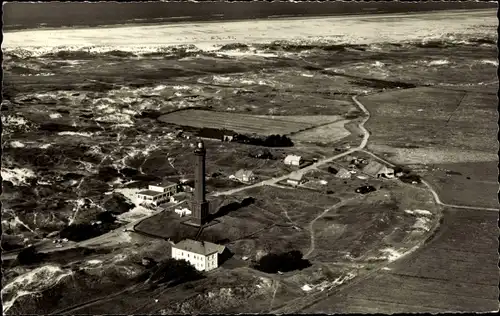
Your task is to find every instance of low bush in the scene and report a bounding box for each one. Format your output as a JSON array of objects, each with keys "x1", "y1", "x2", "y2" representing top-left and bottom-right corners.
[
  {"x1": 399, "y1": 173, "x2": 422, "y2": 184},
  {"x1": 17, "y1": 246, "x2": 45, "y2": 265},
  {"x1": 147, "y1": 258, "x2": 203, "y2": 286},
  {"x1": 254, "y1": 250, "x2": 311, "y2": 274}
]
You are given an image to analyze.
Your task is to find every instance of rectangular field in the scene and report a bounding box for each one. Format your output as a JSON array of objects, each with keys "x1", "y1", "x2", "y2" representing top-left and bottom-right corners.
[
  {"x1": 359, "y1": 87, "x2": 498, "y2": 153},
  {"x1": 422, "y1": 161, "x2": 499, "y2": 208},
  {"x1": 291, "y1": 120, "x2": 351, "y2": 144},
  {"x1": 158, "y1": 109, "x2": 340, "y2": 136}
]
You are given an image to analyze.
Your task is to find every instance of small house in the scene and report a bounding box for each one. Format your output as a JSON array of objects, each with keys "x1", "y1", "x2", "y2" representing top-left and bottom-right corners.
[
  {"x1": 287, "y1": 172, "x2": 305, "y2": 186},
  {"x1": 362, "y1": 161, "x2": 395, "y2": 178},
  {"x1": 171, "y1": 239, "x2": 226, "y2": 272},
  {"x1": 284, "y1": 155, "x2": 302, "y2": 166},
  {"x1": 362, "y1": 160, "x2": 384, "y2": 177},
  {"x1": 234, "y1": 169, "x2": 255, "y2": 183},
  {"x1": 175, "y1": 208, "x2": 192, "y2": 217},
  {"x1": 137, "y1": 181, "x2": 179, "y2": 206}
]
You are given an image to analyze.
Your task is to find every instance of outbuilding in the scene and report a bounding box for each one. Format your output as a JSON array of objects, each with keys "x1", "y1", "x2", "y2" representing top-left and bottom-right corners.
[
  {"x1": 284, "y1": 155, "x2": 302, "y2": 166},
  {"x1": 175, "y1": 208, "x2": 192, "y2": 217},
  {"x1": 287, "y1": 172, "x2": 306, "y2": 187},
  {"x1": 362, "y1": 161, "x2": 395, "y2": 178},
  {"x1": 233, "y1": 169, "x2": 255, "y2": 183}
]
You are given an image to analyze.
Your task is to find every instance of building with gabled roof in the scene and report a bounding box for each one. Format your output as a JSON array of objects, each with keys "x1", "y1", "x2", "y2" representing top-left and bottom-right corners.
[
  {"x1": 284, "y1": 154, "x2": 302, "y2": 166},
  {"x1": 171, "y1": 239, "x2": 225, "y2": 271},
  {"x1": 287, "y1": 172, "x2": 306, "y2": 187},
  {"x1": 234, "y1": 169, "x2": 255, "y2": 183},
  {"x1": 362, "y1": 161, "x2": 395, "y2": 178}
]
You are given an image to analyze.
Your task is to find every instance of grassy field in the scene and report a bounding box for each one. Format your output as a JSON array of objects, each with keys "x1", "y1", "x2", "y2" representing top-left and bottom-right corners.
[
  {"x1": 158, "y1": 109, "x2": 344, "y2": 136},
  {"x1": 303, "y1": 207, "x2": 499, "y2": 313},
  {"x1": 290, "y1": 120, "x2": 351, "y2": 145},
  {"x1": 422, "y1": 161, "x2": 499, "y2": 208},
  {"x1": 358, "y1": 86, "x2": 497, "y2": 209},
  {"x1": 359, "y1": 87, "x2": 497, "y2": 152}
]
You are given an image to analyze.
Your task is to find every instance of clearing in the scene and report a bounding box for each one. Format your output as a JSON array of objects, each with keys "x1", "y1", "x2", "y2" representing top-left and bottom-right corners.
[{"x1": 158, "y1": 109, "x2": 342, "y2": 136}]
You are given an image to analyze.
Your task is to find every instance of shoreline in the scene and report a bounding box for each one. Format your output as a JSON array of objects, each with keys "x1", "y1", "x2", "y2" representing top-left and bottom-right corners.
[{"x1": 2, "y1": 8, "x2": 495, "y2": 34}]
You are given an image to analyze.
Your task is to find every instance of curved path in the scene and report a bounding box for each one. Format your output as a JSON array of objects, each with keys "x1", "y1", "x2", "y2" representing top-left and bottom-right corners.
[
  {"x1": 358, "y1": 150, "x2": 498, "y2": 212},
  {"x1": 268, "y1": 95, "x2": 498, "y2": 314},
  {"x1": 303, "y1": 200, "x2": 348, "y2": 259}
]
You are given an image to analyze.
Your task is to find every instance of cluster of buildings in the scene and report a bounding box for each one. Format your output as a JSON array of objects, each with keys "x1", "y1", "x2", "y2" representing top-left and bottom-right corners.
[
  {"x1": 134, "y1": 138, "x2": 398, "y2": 272},
  {"x1": 284, "y1": 154, "x2": 396, "y2": 189},
  {"x1": 345, "y1": 156, "x2": 396, "y2": 179},
  {"x1": 135, "y1": 140, "x2": 227, "y2": 272}
]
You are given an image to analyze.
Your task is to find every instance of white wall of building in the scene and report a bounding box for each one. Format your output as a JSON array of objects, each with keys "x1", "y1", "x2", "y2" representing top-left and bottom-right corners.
[
  {"x1": 149, "y1": 185, "x2": 167, "y2": 193},
  {"x1": 284, "y1": 155, "x2": 302, "y2": 166},
  {"x1": 171, "y1": 247, "x2": 218, "y2": 272},
  {"x1": 205, "y1": 253, "x2": 218, "y2": 271}
]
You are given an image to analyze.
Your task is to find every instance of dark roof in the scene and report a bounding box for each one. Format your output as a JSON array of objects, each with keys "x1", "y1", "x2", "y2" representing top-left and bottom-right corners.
[
  {"x1": 173, "y1": 239, "x2": 225, "y2": 256},
  {"x1": 153, "y1": 180, "x2": 177, "y2": 187},
  {"x1": 137, "y1": 190, "x2": 164, "y2": 197}
]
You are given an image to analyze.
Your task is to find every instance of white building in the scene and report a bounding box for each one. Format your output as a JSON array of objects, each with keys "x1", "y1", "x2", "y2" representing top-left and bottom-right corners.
[
  {"x1": 175, "y1": 207, "x2": 192, "y2": 217},
  {"x1": 137, "y1": 181, "x2": 178, "y2": 206},
  {"x1": 171, "y1": 239, "x2": 225, "y2": 272},
  {"x1": 284, "y1": 154, "x2": 302, "y2": 166},
  {"x1": 233, "y1": 169, "x2": 255, "y2": 183}
]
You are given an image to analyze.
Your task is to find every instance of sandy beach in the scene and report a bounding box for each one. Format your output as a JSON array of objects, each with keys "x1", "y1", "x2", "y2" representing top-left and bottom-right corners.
[{"x1": 3, "y1": 9, "x2": 496, "y2": 52}]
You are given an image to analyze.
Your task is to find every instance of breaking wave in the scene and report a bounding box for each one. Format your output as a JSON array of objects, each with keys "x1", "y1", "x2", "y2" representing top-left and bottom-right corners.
[
  {"x1": 3, "y1": 45, "x2": 218, "y2": 60},
  {"x1": 3, "y1": 34, "x2": 495, "y2": 61}
]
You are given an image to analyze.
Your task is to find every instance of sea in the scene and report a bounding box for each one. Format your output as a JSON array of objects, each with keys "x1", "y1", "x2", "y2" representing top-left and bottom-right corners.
[{"x1": 3, "y1": 1, "x2": 497, "y2": 31}]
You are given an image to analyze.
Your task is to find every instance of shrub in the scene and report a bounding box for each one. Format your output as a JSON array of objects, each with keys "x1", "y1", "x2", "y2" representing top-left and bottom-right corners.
[
  {"x1": 254, "y1": 250, "x2": 311, "y2": 274},
  {"x1": 399, "y1": 173, "x2": 422, "y2": 184},
  {"x1": 103, "y1": 193, "x2": 134, "y2": 215},
  {"x1": 327, "y1": 166, "x2": 338, "y2": 174},
  {"x1": 59, "y1": 220, "x2": 119, "y2": 242},
  {"x1": 148, "y1": 258, "x2": 203, "y2": 286},
  {"x1": 17, "y1": 246, "x2": 45, "y2": 265}
]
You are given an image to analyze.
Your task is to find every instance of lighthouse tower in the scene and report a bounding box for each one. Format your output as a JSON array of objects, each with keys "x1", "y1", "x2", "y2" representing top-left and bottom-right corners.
[{"x1": 192, "y1": 140, "x2": 209, "y2": 226}]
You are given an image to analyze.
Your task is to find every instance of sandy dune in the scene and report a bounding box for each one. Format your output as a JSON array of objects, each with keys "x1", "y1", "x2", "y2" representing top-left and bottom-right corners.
[{"x1": 3, "y1": 9, "x2": 496, "y2": 52}]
